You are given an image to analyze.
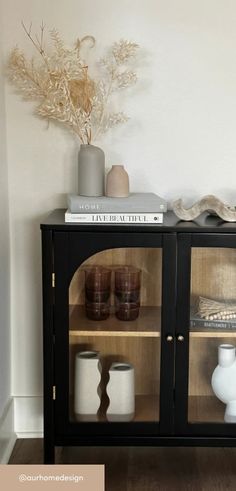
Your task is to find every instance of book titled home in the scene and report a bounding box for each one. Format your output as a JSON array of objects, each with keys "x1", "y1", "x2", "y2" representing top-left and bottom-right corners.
[{"x1": 68, "y1": 192, "x2": 167, "y2": 213}]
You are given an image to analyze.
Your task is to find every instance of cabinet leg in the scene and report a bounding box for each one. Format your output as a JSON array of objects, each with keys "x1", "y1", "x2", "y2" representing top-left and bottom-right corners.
[{"x1": 44, "y1": 440, "x2": 55, "y2": 464}]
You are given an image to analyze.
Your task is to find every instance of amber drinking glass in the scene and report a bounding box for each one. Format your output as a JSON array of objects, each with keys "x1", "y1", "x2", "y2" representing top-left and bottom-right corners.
[
  {"x1": 85, "y1": 266, "x2": 111, "y2": 320},
  {"x1": 114, "y1": 266, "x2": 141, "y2": 321}
]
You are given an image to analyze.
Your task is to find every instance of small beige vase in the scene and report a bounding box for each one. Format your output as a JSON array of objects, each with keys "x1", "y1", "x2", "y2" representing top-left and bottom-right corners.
[{"x1": 106, "y1": 165, "x2": 129, "y2": 198}]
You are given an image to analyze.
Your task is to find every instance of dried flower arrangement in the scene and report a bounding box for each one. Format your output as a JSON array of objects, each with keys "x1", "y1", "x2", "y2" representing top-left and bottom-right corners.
[{"x1": 7, "y1": 23, "x2": 139, "y2": 144}]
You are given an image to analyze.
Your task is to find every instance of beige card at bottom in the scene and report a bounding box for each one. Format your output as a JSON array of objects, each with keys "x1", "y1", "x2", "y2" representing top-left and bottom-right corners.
[{"x1": 0, "y1": 465, "x2": 104, "y2": 491}]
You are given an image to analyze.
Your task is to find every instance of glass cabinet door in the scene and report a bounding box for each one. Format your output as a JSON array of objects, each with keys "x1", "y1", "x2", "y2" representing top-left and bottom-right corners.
[
  {"x1": 176, "y1": 234, "x2": 236, "y2": 436},
  {"x1": 189, "y1": 246, "x2": 236, "y2": 425},
  {"x1": 69, "y1": 247, "x2": 162, "y2": 424},
  {"x1": 54, "y1": 232, "x2": 176, "y2": 438}
]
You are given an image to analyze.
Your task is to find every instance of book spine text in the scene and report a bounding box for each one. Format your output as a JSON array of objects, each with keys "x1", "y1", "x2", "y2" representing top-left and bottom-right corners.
[
  {"x1": 65, "y1": 213, "x2": 163, "y2": 224},
  {"x1": 190, "y1": 319, "x2": 236, "y2": 329}
]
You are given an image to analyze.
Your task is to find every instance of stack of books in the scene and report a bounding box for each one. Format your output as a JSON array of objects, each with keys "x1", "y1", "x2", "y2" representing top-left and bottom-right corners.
[
  {"x1": 65, "y1": 193, "x2": 167, "y2": 224},
  {"x1": 190, "y1": 307, "x2": 236, "y2": 331}
]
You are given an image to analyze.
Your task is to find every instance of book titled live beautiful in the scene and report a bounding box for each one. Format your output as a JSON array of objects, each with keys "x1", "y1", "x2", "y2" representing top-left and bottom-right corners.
[
  {"x1": 68, "y1": 193, "x2": 167, "y2": 213},
  {"x1": 65, "y1": 211, "x2": 164, "y2": 224}
]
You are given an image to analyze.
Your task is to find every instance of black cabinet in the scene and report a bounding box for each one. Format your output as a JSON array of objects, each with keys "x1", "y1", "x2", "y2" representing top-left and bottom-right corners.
[{"x1": 41, "y1": 210, "x2": 236, "y2": 463}]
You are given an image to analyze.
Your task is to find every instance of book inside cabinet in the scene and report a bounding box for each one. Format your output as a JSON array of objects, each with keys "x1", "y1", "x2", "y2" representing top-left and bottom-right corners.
[{"x1": 68, "y1": 247, "x2": 162, "y2": 424}]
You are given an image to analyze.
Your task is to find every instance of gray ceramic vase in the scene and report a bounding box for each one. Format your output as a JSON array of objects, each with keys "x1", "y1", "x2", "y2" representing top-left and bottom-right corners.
[{"x1": 78, "y1": 144, "x2": 105, "y2": 197}]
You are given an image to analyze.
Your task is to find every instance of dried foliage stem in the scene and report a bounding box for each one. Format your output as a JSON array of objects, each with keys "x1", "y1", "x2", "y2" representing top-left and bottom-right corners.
[
  {"x1": 21, "y1": 21, "x2": 51, "y2": 73},
  {"x1": 7, "y1": 26, "x2": 140, "y2": 144},
  {"x1": 93, "y1": 77, "x2": 113, "y2": 141},
  {"x1": 65, "y1": 80, "x2": 86, "y2": 143}
]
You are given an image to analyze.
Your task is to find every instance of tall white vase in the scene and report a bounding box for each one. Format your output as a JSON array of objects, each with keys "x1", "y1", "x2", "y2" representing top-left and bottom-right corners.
[
  {"x1": 106, "y1": 362, "x2": 135, "y2": 422},
  {"x1": 74, "y1": 351, "x2": 102, "y2": 421},
  {"x1": 211, "y1": 344, "x2": 236, "y2": 422}
]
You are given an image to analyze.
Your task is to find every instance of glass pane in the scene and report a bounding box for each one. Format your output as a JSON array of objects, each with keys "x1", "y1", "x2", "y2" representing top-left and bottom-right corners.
[
  {"x1": 69, "y1": 248, "x2": 162, "y2": 423},
  {"x1": 188, "y1": 248, "x2": 236, "y2": 423}
]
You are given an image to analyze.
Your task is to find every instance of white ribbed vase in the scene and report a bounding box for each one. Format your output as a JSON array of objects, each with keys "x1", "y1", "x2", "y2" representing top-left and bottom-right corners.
[
  {"x1": 211, "y1": 344, "x2": 236, "y2": 423},
  {"x1": 106, "y1": 362, "x2": 135, "y2": 422},
  {"x1": 74, "y1": 351, "x2": 102, "y2": 421}
]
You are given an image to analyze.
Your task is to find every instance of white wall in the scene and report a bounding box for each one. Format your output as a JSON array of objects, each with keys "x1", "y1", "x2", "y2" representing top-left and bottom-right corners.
[
  {"x1": 0, "y1": 2, "x2": 15, "y2": 460},
  {"x1": 0, "y1": 4, "x2": 10, "y2": 418},
  {"x1": 2, "y1": 0, "x2": 236, "y2": 430}
]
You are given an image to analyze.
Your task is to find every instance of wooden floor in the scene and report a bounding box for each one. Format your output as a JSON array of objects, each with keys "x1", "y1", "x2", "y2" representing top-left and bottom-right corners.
[{"x1": 9, "y1": 439, "x2": 236, "y2": 490}]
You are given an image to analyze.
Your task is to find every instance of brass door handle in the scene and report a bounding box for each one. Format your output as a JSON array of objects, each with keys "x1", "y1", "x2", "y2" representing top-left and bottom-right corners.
[
  {"x1": 166, "y1": 335, "x2": 173, "y2": 342},
  {"x1": 177, "y1": 334, "x2": 184, "y2": 342}
]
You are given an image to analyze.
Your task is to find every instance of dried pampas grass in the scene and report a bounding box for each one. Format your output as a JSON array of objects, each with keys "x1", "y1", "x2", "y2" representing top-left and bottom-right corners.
[{"x1": 6, "y1": 23, "x2": 140, "y2": 144}]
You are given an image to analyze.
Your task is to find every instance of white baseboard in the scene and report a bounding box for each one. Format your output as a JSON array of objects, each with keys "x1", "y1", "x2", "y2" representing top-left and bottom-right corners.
[
  {"x1": 0, "y1": 396, "x2": 44, "y2": 461},
  {"x1": 16, "y1": 431, "x2": 43, "y2": 438},
  {"x1": 14, "y1": 396, "x2": 43, "y2": 438},
  {"x1": 0, "y1": 398, "x2": 17, "y2": 463}
]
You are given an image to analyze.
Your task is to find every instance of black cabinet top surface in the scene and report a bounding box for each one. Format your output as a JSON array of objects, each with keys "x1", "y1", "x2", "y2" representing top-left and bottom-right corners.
[{"x1": 40, "y1": 209, "x2": 236, "y2": 233}]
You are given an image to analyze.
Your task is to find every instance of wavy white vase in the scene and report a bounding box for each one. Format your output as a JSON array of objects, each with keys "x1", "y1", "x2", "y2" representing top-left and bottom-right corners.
[
  {"x1": 106, "y1": 362, "x2": 135, "y2": 422},
  {"x1": 74, "y1": 351, "x2": 102, "y2": 421},
  {"x1": 211, "y1": 344, "x2": 236, "y2": 423}
]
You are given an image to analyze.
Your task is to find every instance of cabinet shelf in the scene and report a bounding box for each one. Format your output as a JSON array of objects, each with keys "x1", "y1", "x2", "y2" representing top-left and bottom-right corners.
[
  {"x1": 69, "y1": 305, "x2": 161, "y2": 337},
  {"x1": 188, "y1": 396, "x2": 225, "y2": 423},
  {"x1": 70, "y1": 394, "x2": 159, "y2": 423},
  {"x1": 190, "y1": 330, "x2": 236, "y2": 338}
]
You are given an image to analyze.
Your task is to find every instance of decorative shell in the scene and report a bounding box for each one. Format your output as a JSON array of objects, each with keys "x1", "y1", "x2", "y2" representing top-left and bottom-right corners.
[{"x1": 172, "y1": 195, "x2": 236, "y2": 222}]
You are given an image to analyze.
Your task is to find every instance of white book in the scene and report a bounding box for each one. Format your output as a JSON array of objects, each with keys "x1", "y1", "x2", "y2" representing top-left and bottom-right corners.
[{"x1": 65, "y1": 211, "x2": 163, "y2": 224}]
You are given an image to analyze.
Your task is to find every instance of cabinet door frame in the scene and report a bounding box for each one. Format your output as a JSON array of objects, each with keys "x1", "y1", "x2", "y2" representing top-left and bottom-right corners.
[
  {"x1": 53, "y1": 230, "x2": 176, "y2": 442},
  {"x1": 41, "y1": 229, "x2": 55, "y2": 463},
  {"x1": 175, "y1": 232, "x2": 236, "y2": 436}
]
